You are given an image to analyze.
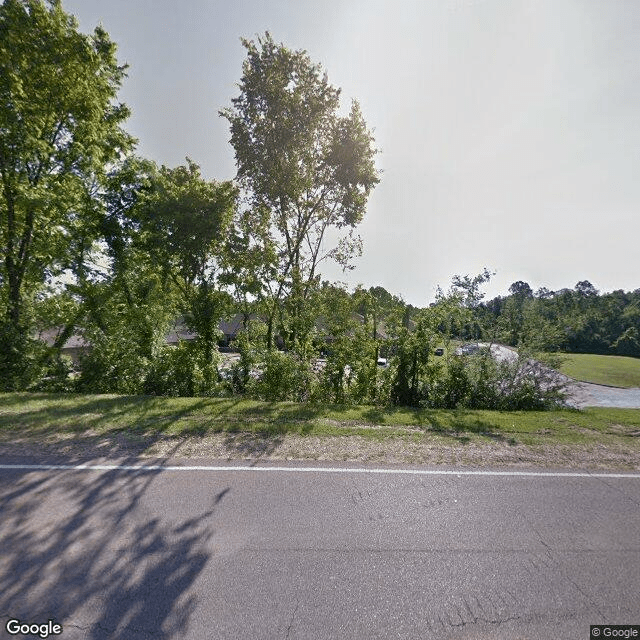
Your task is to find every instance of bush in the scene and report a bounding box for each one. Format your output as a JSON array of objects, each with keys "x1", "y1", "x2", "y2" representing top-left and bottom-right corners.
[
  {"x1": 430, "y1": 355, "x2": 472, "y2": 409},
  {"x1": 225, "y1": 321, "x2": 267, "y2": 394},
  {"x1": 493, "y1": 356, "x2": 568, "y2": 410},
  {"x1": 445, "y1": 350, "x2": 568, "y2": 410},
  {"x1": 253, "y1": 349, "x2": 315, "y2": 402},
  {"x1": 386, "y1": 346, "x2": 569, "y2": 410},
  {"x1": 76, "y1": 330, "x2": 150, "y2": 394},
  {"x1": 0, "y1": 322, "x2": 46, "y2": 391},
  {"x1": 31, "y1": 354, "x2": 75, "y2": 392},
  {"x1": 144, "y1": 341, "x2": 222, "y2": 397}
]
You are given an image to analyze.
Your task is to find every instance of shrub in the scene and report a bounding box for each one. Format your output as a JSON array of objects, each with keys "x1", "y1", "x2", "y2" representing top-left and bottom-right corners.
[
  {"x1": 449, "y1": 349, "x2": 568, "y2": 410},
  {"x1": 0, "y1": 322, "x2": 46, "y2": 391},
  {"x1": 76, "y1": 329, "x2": 150, "y2": 394},
  {"x1": 387, "y1": 346, "x2": 568, "y2": 410},
  {"x1": 144, "y1": 341, "x2": 222, "y2": 397},
  {"x1": 31, "y1": 354, "x2": 75, "y2": 392},
  {"x1": 493, "y1": 356, "x2": 568, "y2": 410},
  {"x1": 430, "y1": 355, "x2": 472, "y2": 409},
  {"x1": 253, "y1": 349, "x2": 315, "y2": 402},
  {"x1": 225, "y1": 320, "x2": 267, "y2": 394}
]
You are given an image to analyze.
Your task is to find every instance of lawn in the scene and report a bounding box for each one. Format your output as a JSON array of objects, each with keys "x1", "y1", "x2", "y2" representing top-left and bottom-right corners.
[
  {"x1": 1, "y1": 392, "x2": 640, "y2": 450},
  {"x1": 555, "y1": 353, "x2": 640, "y2": 388}
]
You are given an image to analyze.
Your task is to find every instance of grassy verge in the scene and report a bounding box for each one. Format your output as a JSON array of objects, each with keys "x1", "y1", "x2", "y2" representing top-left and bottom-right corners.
[
  {"x1": 554, "y1": 353, "x2": 640, "y2": 388},
  {"x1": 1, "y1": 392, "x2": 640, "y2": 450}
]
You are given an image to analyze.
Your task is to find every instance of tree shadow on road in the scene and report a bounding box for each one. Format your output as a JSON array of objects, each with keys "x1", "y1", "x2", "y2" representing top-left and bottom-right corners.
[{"x1": 0, "y1": 449, "x2": 226, "y2": 639}]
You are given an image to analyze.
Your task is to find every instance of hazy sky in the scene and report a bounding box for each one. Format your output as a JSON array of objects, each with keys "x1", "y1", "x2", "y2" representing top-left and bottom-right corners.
[{"x1": 63, "y1": 0, "x2": 640, "y2": 306}]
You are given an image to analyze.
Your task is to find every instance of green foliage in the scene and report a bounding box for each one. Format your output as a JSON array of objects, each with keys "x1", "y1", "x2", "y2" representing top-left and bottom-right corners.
[
  {"x1": 388, "y1": 285, "x2": 471, "y2": 407},
  {"x1": 253, "y1": 349, "x2": 315, "y2": 402},
  {"x1": 32, "y1": 354, "x2": 74, "y2": 393},
  {"x1": 480, "y1": 282, "x2": 640, "y2": 358},
  {"x1": 430, "y1": 354, "x2": 471, "y2": 408},
  {"x1": 9, "y1": 6, "x2": 636, "y2": 414},
  {"x1": 91, "y1": 158, "x2": 235, "y2": 394},
  {"x1": 0, "y1": 321, "x2": 46, "y2": 390},
  {"x1": 390, "y1": 327, "x2": 435, "y2": 407},
  {"x1": 612, "y1": 327, "x2": 640, "y2": 357},
  {"x1": 450, "y1": 268, "x2": 494, "y2": 309},
  {"x1": 221, "y1": 33, "x2": 380, "y2": 350},
  {"x1": 227, "y1": 319, "x2": 267, "y2": 394},
  {"x1": 472, "y1": 352, "x2": 566, "y2": 410},
  {"x1": 136, "y1": 160, "x2": 237, "y2": 287},
  {"x1": 220, "y1": 208, "x2": 276, "y2": 316},
  {"x1": 0, "y1": 0, "x2": 133, "y2": 387},
  {"x1": 144, "y1": 342, "x2": 222, "y2": 397},
  {"x1": 418, "y1": 350, "x2": 567, "y2": 411},
  {"x1": 33, "y1": 291, "x2": 81, "y2": 338},
  {"x1": 313, "y1": 283, "x2": 395, "y2": 404},
  {"x1": 382, "y1": 274, "x2": 569, "y2": 410},
  {"x1": 76, "y1": 270, "x2": 176, "y2": 394},
  {"x1": 135, "y1": 160, "x2": 237, "y2": 382},
  {"x1": 326, "y1": 328, "x2": 379, "y2": 404},
  {"x1": 76, "y1": 327, "x2": 150, "y2": 395}
]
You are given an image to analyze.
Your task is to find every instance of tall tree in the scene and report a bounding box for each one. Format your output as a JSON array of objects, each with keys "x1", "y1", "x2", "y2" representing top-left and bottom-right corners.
[
  {"x1": 221, "y1": 33, "x2": 380, "y2": 351},
  {"x1": 0, "y1": 0, "x2": 133, "y2": 387}
]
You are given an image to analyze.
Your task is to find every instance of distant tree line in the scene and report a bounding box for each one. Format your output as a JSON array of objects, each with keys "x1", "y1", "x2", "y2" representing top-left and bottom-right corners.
[{"x1": 472, "y1": 280, "x2": 640, "y2": 357}]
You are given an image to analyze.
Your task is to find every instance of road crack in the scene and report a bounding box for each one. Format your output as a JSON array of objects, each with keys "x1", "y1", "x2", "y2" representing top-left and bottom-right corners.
[
  {"x1": 528, "y1": 518, "x2": 607, "y2": 619},
  {"x1": 590, "y1": 473, "x2": 640, "y2": 508},
  {"x1": 285, "y1": 599, "x2": 299, "y2": 639}
]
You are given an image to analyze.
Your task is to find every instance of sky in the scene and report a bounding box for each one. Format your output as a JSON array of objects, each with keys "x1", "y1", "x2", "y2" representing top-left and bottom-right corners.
[{"x1": 63, "y1": 0, "x2": 640, "y2": 307}]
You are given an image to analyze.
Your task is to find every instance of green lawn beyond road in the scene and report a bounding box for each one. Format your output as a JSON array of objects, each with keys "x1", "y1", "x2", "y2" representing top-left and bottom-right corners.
[{"x1": 556, "y1": 353, "x2": 640, "y2": 388}]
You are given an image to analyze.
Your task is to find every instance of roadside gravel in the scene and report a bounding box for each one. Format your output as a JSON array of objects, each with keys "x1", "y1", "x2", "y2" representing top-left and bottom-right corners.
[{"x1": 1, "y1": 431, "x2": 638, "y2": 471}]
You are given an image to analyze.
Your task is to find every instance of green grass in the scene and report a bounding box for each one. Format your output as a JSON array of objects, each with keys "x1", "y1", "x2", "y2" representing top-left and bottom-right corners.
[
  {"x1": 555, "y1": 353, "x2": 640, "y2": 388},
  {"x1": 1, "y1": 392, "x2": 639, "y2": 450}
]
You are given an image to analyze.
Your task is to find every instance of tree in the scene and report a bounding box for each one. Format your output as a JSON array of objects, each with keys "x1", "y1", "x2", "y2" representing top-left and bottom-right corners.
[
  {"x1": 139, "y1": 161, "x2": 236, "y2": 373},
  {"x1": 390, "y1": 285, "x2": 470, "y2": 408},
  {"x1": 451, "y1": 268, "x2": 494, "y2": 308},
  {"x1": 498, "y1": 280, "x2": 534, "y2": 346},
  {"x1": 535, "y1": 287, "x2": 554, "y2": 299},
  {"x1": 76, "y1": 270, "x2": 175, "y2": 395},
  {"x1": 76, "y1": 158, "x2": 237, "y2": 395},
  {"x1": 449, "y1": 268, "x2": 493, "y2": 339},
  {"x1": 575, "y1": 280, "x2": 598, "y2": 298},
  {"x1": 106, "y1": 159, "x2": 237, "y2": 393},
  {"x1": 221, "y1": 33, "x2": 380, "y2": 351},
  {"x1": 0, "y1": 0, "x2": 133, "y2": 387}
]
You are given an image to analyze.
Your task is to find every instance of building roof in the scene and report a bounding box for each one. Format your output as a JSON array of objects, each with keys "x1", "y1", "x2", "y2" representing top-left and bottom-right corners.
[{"x1": 37, "y1": 328, "x2": 90, "y2": 349}]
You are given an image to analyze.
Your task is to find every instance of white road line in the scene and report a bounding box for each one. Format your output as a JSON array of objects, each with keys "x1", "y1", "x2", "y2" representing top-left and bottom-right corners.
[{"x1": 0, "y1": 464, "x2": 639, "y2": 478}]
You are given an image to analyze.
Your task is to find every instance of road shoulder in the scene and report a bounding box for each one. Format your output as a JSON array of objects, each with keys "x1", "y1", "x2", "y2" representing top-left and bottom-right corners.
[{"x1": 1, "y1": 431, "x2": 638, "y2": 471}]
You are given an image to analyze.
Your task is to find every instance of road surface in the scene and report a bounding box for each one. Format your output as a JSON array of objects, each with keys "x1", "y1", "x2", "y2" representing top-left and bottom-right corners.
[{"x1": 1, "y1": 457, "x2": 639, "y2": 639}]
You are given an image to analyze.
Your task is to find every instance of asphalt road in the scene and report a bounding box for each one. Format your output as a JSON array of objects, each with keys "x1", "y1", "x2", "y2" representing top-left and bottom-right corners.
[
  {"x1": 569, "y1": 380, "x2": 640, "y2": 409},
  {"x1": 1, "y1": 459, "x2": 639, "y2": 640}
]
